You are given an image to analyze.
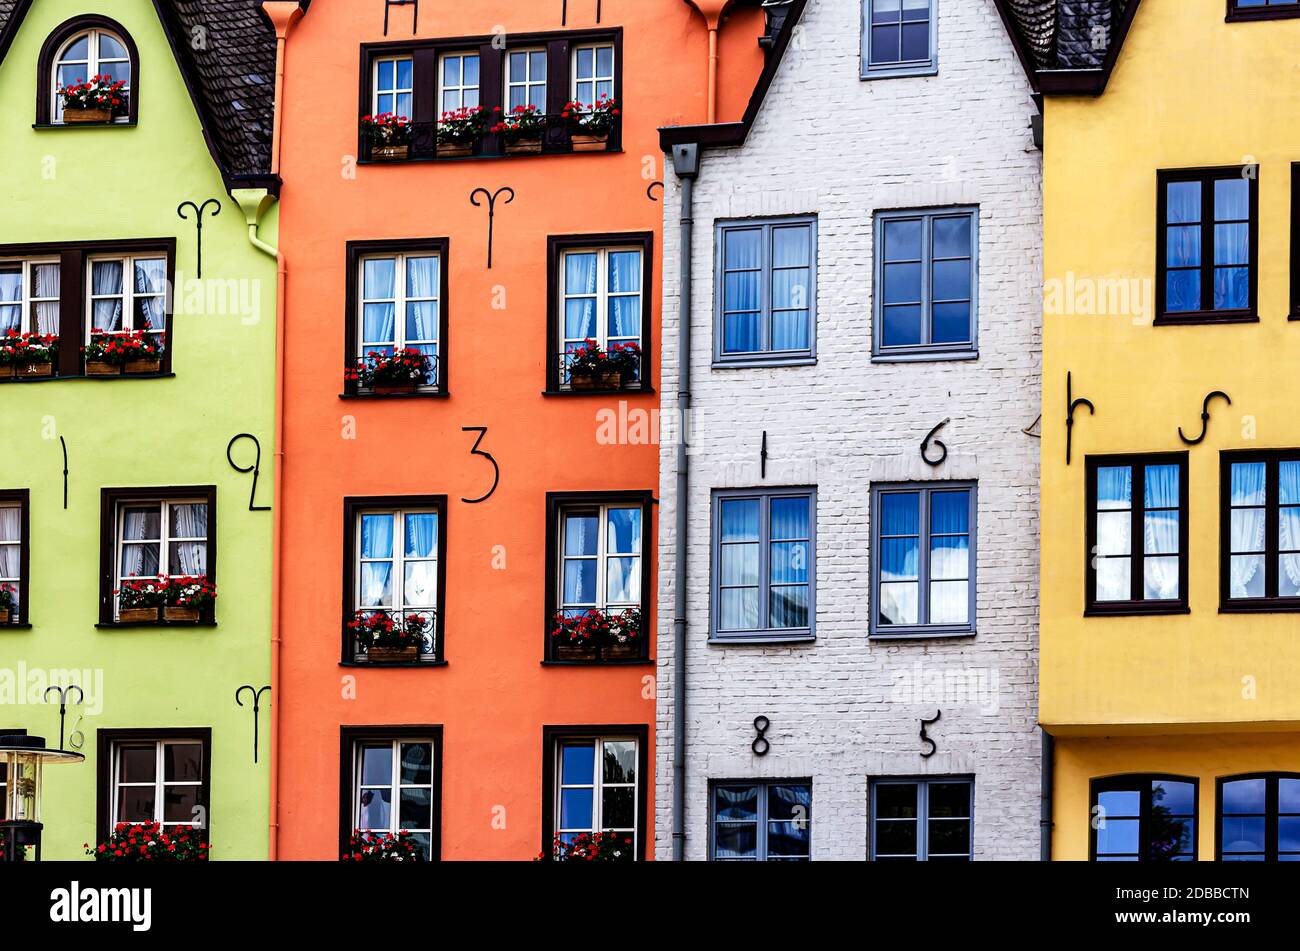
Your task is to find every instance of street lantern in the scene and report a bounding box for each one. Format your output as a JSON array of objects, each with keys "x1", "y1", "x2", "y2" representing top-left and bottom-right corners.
[{"x1": 0, "y1": 734, "x2": 84, "y2": 862}]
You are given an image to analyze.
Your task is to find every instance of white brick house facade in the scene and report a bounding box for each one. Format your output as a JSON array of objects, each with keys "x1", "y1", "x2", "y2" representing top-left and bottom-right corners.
[{"x1": 656, "y1": 0, "x2": 1043, "y2": 860}]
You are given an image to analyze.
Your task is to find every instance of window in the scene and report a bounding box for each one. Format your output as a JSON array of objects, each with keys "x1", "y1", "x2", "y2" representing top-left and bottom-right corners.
[
  {"x1": 87, "y1": 255, "x2": 167, "y2": 348},
  {"x1": 343, "y1": 496, "x2": 447, "y2": 664},
  {"x1": 1086, "y1": 454, "x2": 1188, "y2": 614},
  {"x1": 97, "y1": 730, "x2": 211, "y2": 846},
  {"x1": 862, "y1": 0, "x2": 937, "y2": 77},
  {"x1": 552, "y1": 239, "x2": 648, "y2": 389},
  {"x1": 714, "y1": 217, "x2": 816, "y2": 365},
  {"x1": 1228, "y1": 0, "x2": 1300, "y2": 21},
  {"x1": 505, "y1": 48, "x2": 547, "y2": 111},
  {"x1": 439, "y1": 53, "x2": 479, "y2": 113},
  {"x1": 38, "y1": 17, "x2": 138, "y2": 126},
  {"x1": 1092, "y1": 775, "x2": 1197, "y2": 861},
  {"x1": 545, "y1": 492, "x2": 651, "y2": 662},
  {"x1": 1222, "y1": 451, "x2": 1300, "y2": 610},
  {"x1": 373, "y1": 56, "x2": 413, "y2": 118},
  {"x1": 871, "y1": 778, "x2": 973, "y2": 860},
  {"x1": 0, "y1": 491, "x2": 27, "y2": 625},
  {"x1": 344, "y1": 239, "x2": 448, "y2": 396},
  {"x1": 1157, "y1": 167, "x2": 1258, "y2": 322},
  {"x1": 343, "y1": 729, "x2": 441, "y2": 861},
  {"x1": 710, "y1": 488, "x2": 815, "y2": 642},
  {"x1": 100, "y1": 487, "x2": 216, "y2": 625},
  {"x1": 711, "y1": 781, "x2": 811, "y2": 861},
  {"x1": 1218, "y1": 774, "x2": 1300, "y2": 861},
  {"x1": 0, "y1": 260, "x2": 60, "y2": 336},
  {"x1": 1293, "y1": 164, "x2": 1300, "y2": 320},
  {"x1": 873, "y1": 207, "x2": 977, "y2": 359},
  {"x1": 871, "y1": 483, "x2": 975, "y2": 637},
  {"x1": 571, "y1": 43, "x2": 614, "y2": 106},
  {"x1": 542, "y1": 726, "x2": 646, "y2": 860}
]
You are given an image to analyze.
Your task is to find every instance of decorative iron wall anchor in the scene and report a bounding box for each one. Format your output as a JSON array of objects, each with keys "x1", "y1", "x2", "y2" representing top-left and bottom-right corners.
[
  {"x1": 646, "y1": 181, "x2": 664, "y2": 202},
  {"x1": 562, "y1": 0, "x2": 603, "y2": 26},
  {"x1": 1179, "y1": 390, "x2": 1231, "y2": 446},
  {"x1": 921, "y1": 418, "x2": 950, "y2": 467},
  {"x1": 177, "y1": 199, "x2": 221, "y2": 280},
  {"x1": 1066, "y1": 372, "x2": 1095, "y2": 466},
  {"x1": 461, "y1": 426, "x2": 500, "y2": 504},
  {"x1": 751, "y1": 716, "x2": 770, "y2": 756},
  {"x1": 59, "y1": 435, "x2": 68, "y2": 509},
  {"x1": 227, "y1": 433, "x2": 271, "y2": 512},
  {"x1": 384, "y1": 0, "x2": 418, "y2": 35},
  {"x1": 42, "y1": 685, "x2": 83, "y2": 752},
  {"x1": 761, "y1": 431, "x2": 768, "y2": 478},
  {"x1": 1022, "y1": 414, "x2": 1042, "y2": 439},
  {"x1": 235, "y1": 685, "x2": 271, "y2": 764},
  {"x1": 469, "y1": 186, "x2": 515, "y2": 269},
  {"x1": 919, "y1": 709, "x2": 941, "y2": 758}
]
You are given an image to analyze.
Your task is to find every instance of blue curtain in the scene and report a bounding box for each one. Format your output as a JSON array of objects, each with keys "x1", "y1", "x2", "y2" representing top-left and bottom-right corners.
[
  {"x1": 361, "y1": 514, "x2": 394, "y2": 559},
  {"x1": 404, "y1": 512, "x2": 437, "y2": 558},
  {"x1": 0, "y1": 269, "x2": 19, "y2": 333},
  {"x1": 607, "y1": 250, "x2": 641, "y2": 339}
]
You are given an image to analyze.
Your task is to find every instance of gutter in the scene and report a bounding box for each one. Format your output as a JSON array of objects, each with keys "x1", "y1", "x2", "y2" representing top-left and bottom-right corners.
[{"x1": 1040, "y1": 727, "x2": 1054, "y2": 861}]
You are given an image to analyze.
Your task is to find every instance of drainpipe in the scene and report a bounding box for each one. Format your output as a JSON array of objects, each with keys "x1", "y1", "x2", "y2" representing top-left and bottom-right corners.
[
  {"x1": 682, "y1": 0, "x2": 735, "y2": 124},
  {"x1": 670, "y1": 143, "x2": 700, "y2": 861},
  {"x1": 1040, "y1": 727, "x2": 1054, "y2": 861}
]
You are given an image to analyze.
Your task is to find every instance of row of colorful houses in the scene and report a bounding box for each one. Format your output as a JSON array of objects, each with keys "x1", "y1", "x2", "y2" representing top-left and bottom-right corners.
[{"x1": 0, "y1": 0, "x2": 1296, "y2": 862}]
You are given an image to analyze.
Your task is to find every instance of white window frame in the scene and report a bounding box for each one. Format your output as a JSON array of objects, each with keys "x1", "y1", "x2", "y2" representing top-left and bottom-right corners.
[
  {"x1": 570, "y1": 43, "x2": 615, "y2": 106},
  {"x1": 559, "y1": 247, "x2": 643, "y2": 384},
  {"x1": 438, "y1": 52, "x2": 480, "y2": 114},
  {"x1": 0, "y1": 259, "x2": 60, "y2": 336},
  {"x1": 110, "y1": 739, "x2": 205, "y2": 829},
  {"x1": 352, "y1": 738, "x2": 436, "y2": 854},
  {"x1": 357, "y1": 252, "x2": 441, "y2": 389},
  {"x1": 371, "y1": 55, "x2": 413, "y2": 118},
  {"x1": 553, "y1": 736, "x2": 639, "y2": 855},
  {"x1": 354, "y1": 508, "x2": 439, "y2": 661},
  {"x1": 114, "y1": 499, "x2": 208, "y2": 617},
  {"x1": 84, "y1": 254, "x2": 167, "y2": 343},
  {"x1": 558, "y1": 503, "x2": 642, "y2": 617},
  {"x1": 52, "y1": 28, "x2": 131, "y2": 123},
  {"x1": 0, "y1": 502, "x2": 21, "y2": 605},
  {"x1": 505, "y1": 47, "x2": 548, "y2": 112}
]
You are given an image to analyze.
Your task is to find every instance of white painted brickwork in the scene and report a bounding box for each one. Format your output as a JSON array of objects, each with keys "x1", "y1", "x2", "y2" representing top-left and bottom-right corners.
[{"x1": 656, "y1": 0, "x2": 1043, "y2": 860}]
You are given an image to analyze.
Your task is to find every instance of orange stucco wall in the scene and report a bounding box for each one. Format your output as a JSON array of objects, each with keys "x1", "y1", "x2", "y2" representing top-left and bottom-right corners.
[{"x1": 274, "y1": 1, "x2": 763, "y2": 859}]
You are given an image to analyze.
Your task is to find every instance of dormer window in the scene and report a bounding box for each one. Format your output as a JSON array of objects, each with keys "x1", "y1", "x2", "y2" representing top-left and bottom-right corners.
[{"x1": 37, "y1": 16, "x2": 139, "y2": 126}]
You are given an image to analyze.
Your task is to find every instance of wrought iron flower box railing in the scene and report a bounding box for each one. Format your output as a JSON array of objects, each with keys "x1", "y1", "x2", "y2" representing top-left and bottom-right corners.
[
  {"x1": 556, "y1": 352, "x2": 643, "y2": 392},
  {"x1": 347, "y1": 609, "x2": 438, "y2": 664},
  {"x1": 550, "y1": 607, "x2": 646, "y2": 663},
  {"x1": 349, "y1": 354, "x2": 441, "y2": 396},
  {"x1": 365, "y1": 114, "x2": 618, "y2": 163}
]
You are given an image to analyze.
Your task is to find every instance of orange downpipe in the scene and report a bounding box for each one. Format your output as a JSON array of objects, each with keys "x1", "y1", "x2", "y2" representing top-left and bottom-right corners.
[{"x1": 683, "y1": 0, "x2": 734, "y2": 123}]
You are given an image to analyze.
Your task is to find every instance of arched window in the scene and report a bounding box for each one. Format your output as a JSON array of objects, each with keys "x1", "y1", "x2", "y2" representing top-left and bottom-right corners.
[{"x1": 36, "y1": 16, "x2": 139, "y2": 126}]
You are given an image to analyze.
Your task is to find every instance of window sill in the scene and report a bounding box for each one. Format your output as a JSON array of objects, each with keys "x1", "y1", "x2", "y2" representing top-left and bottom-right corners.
[
  {"x1": 1219, "y1": 599, "x2": 1300, "y2": 614},
  {"x1": 1084, "y1": 603, "x2": 1190, "y2": 618},
  {"x1": 0, "y1": 372, "x2": 174, "y2": 383},
  {"x1": 96, "y1": 620, "x2": 217, "y2": 629},
  {"x1": 33, "y1": 121, "x2": 136, "y2": 130},
  {"x1": 869, "y1": 629, "x2": 977, "y2": 641},
  {"x1": 1153, "y1": 312, "x2": 1258, "y2": 326},
  {"x1": 0, "y1": 623, "x2": 32, "y2": 630},
  {"x1": 708, "y1": 633, "x2": 815, "y2": 646},
  {"x1": 358, "y1": 147, "x2": 623, "y2": 166},
  {"x1": 542, "y1": 386, "x2": 655, "y2": 397},
  {"x1": 1226, "y1": 8, "x2": 1300, "y2": 22},
  {"x1": 711, "y1": 356, "x2": 817, "y2": 370},
  {"x1": 860, "y1": 63, "x2": 938, "y2": 81},
  {"x1": 541, "y1": 658, "x2": 654, "y2": 666},
  {"x1": 872, "y1": 349, "x2": 978, "y2": 364},
  {"x1": 338, "y1": 390, "x2": 449, "y2": 400},
  {"x1": 339, "y1": 659, "x2": 448, "y2": 668}
]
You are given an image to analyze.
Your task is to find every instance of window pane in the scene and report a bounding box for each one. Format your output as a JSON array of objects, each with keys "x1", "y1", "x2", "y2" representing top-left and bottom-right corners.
[
  {"x1": 724, "y1": 229, "x2": 761, "y2": 269},
  {"x1": 358, "y1": 788, "x2": 391, "y2": 829},
  {"x1": 1166, "y1": 270, "x2": 1201, "y2": 312},
  {"x1": 1166, "y1": 225, "x2": 1201, "y2": 267},
  {"x1": 928, "y1": 818, "x2": 970, "y2": 856},
  {"x1": 169, "y1": 503, "x2": 206, "y2": 539},
  {"x1": 359, "y1": 562, "x2": 393, "y2": 607},
  {"x1": 1154, "y1": 780, "x2": 1195, "y2": 815},
  {"x1": 1215, "y1": 177, "x2": 1249, "y2": 220},
  {"x1": 771, "y1": 310, "x2": 810, "y2": 351},
  {"x1": 1167, "y1": 181, "x2": 1201, "y2": 223},
  {"x1": 403, "y1": 561, "x2": 437, "y2": 607},
  {"x1": 1096, "y1": 557, "x2": 1131, "y2": 602},
  {"x1": 883, "y1": 262, "x2": 922, "y2": 304},
  {"x1": 879, "y1": 581, "x2": 918, "y2": 625},
  {"x1": 771, "y1": 541, "x2": 809, "y2": 585},
  {"x1": 714, "y1": 822, "x2": 757, "y2": 858},
  {"x1": 715, "y1": 785, "x2": 758, "y2": 821},
  {"x1": 933, "y1": 216, "x2": 971, "y2": 258},
  {"x1": 932, "y1": 302, "x2": 971, "y2": 344},
  {"x1": 163, "y1": 744, "x2": 202, "y2": 782},
  {"x1": 603, "y1": 741, "x2": 636, "y2": 784},
  {"x1": 772, "y1": 226, "x2": 810, "y2": 267},
  {"x1": 880, "y1": 492, "x2": 920, "y2": 535},
  {"x1": 117, "y1": 787, "x2": 156, "y2": 823},
  {"x1": 929, "y1": 580, "x2": 968, "y2": 624},
  {"x1": 1097, "y1": 818, "x2": 1139, "y2": 856},
  {"x1": 883, "y1": 304, "x2": 922, "y2": 346},
  {"x1": 360, "y1": 745, "x2": 392, "y2": 785},
  {"x1": 769, "y1": 585, "x2": 809, "y2": 628},
  {"x1": 563, "y1": 560, "x2": 596, "y2": 605},
  {"x1": 606, "y1": 557, "x2": 640, "y2": 604},
  {"x1": 117, "y1": 745, "x2": 156, "y2": 783},
  {"x1": 405, "y1": 512, "x2": 438, "y2": 558},
  {"x1": 720, "y1": 588, "x2": 760, "y2": 630},
  {"x1": 875, "y1": 820, "x2": 917, "y2": 856},
  {"x1": 1214, "y1": 267, "x2": 1249, "y2": 310},
  {"x1": 399, "y1": 788, "x2": 431, "y2": 829},
  {"x1": 563, "y1": 514, "x2": 598, "y2": 556},
  {"x1": 602, "y1": 787, "x2": 634, "y2": 828},
  {"x1": 720, "y1": 499, "x2": 760, "y2": 542},
  {"x1": 561, "y1": 743, "x2": 595, "y2": 784},
  {"x1": 360, "y1": 514, "x2": 394, "y2": 559},
  {"x1": 163, "y1": 785, "x2": 199, "y2": 823},
  {"x1": 720, "y1": 543, "x2": 759, "y2": 586},
  {"x1": 400, "y1": 743, "x2": 432, "y2": 784},
  {"x1": 1281, "y1": 779, "x2": 1300, "y2": 812},
  {"x1": 1097, "y1": 466, "x2": 1133, "y2": 509},
  {"x1": 722, "y1": 312, "x2": 761, "y2": 353},
  {"x1": 606, "y1": 508, "x2": 641, "y2": 554}
]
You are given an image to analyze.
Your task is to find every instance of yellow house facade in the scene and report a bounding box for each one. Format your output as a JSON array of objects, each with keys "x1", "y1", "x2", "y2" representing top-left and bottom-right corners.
[{"x1": 999, "y1": 0, "x2": 1300, "y2": 860}]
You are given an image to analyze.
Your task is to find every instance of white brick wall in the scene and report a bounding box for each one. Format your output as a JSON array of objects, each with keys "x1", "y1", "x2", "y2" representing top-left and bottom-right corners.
[{"x1": 656, "y1": 0, "x2": 1043, "y2": 860}]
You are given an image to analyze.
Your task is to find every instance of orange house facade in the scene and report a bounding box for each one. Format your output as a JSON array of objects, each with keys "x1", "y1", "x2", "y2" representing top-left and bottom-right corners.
[{"x1": 272, "y1": 0, "x2": 764, "y2": 860}]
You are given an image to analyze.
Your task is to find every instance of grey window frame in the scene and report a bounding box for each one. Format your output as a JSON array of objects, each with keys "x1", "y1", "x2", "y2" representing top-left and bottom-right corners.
[
  {"x1": 709, "y1": 486, "x2": 816, "y2": 643},
  {"x1": 870, "y1": 481, "x2": 977, "y2": 638},
  {"x1": 861, "y1": 0, "x2": 939, "y2": 80},
  {"x1": 712, "y1": 215, "x2": 817, "y2": 368},
  {"x1": 870, "y1": 776, "x2": 974, "y2": 861},
  {"x1": 708, "y1": 778, "x2": 813, "y2": 861},
  {"x1": 872, "y1": 206, "x2": 978, "y2": 361}
]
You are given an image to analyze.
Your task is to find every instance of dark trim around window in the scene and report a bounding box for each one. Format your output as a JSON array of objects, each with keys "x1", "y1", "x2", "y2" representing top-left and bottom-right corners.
[
  {"x1": 342, "y1": 238, "x2": 450, "y2": 398},
  {"x1": 1216, "y1": 772, "x2": 1300, "y2": 861},
  {"x1": 1227, "y1": 0, "x2": 1300, "y2": 22},
  {"x1": 544, "y1": 232, "x2": 654, "y2": 394},
  {"x1": 543, "y1": 490, "x2": 653, "y2": 664},
  {"x1": 338, "y1": 724, "x2": 444, "y2": 861},
  {"x1": 98, "y1": 486, "x2": 217, "y2": 626},
  {"x1": 1084, "y1": 452, "x2": 1189, "y2": 616},
  {"x1": 869, "y1": 775, "x2": 975, "y2": 861},
  {"x1": 36, "y1": 15, "x2": 140, "y2": 127},
  {"x1": 95, "y1": 727, "x2": 212, "y2": 848},
  {"x1": 540, "y1": 723, "x2": 649, "y2": 861},
  {"x1": 340, "y1": 495, "x2": 449, "y2": 665},
  {"x1": 708, "y1": 777, "x2": 814, "y2": 861},
  {"x1": 1155, "y1": 166, "x2": 1259, "y2": 325},
  {"x1": 1090, "y1": 773, "x2": 1199, "y2": 862},
  {"x1": 1291, "y1": 163, "x2": 1300, "y2": 320},
  {"x1": 0, "y1": 489, "x2": 30, "y2": 627},
  {"x1": 1219, "y1": 449, "x2": 1300, "y2": 612},
  {"x1": 356, "y1": 28, "x2": 623, "y2": 163}
]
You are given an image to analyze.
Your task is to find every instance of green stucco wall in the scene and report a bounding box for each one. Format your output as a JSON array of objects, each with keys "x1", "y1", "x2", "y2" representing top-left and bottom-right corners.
[{"x1": 0, "y1": 0, "x2": 276, "y2": 860}]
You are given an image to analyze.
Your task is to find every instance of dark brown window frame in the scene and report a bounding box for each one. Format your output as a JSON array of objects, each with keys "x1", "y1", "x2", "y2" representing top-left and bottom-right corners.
[
  {"x1": 342, "y1": 238, "x2": 450, "y2": 398},
  {"x1": 540, "y1": 723, "x2": 648, "y2": 861},
  {"x1": 543, "y1": 490, "x2": 653, "y2": 664},
  {"x1": 356, "y1": 28, "x2": 623, "y2": 163},
  {"x1": 340, "y1": 495, "x2": 449, "y2": 665},
  {"x1": 1085, "y1": 452, "x2": 1190, "y2": 616},
  {"x1": 0, "y1": 490, "x2": 30, "y2": 627},
  {"x1": 98, "y1": 486, "x2": 217, "y2": 626},
  {"x1": 545, "y1": 232, "x2": 654, "y2": 394},
  {"x1": 1090, "y1": 773, "x2": 1199, "y2": 862},
  {"x1": 1227, "y1": 0, "x2": 1300, "y2": 22},
  {"x1": 1220, "y1": 449, "x2": 1300, "y2": 612},
  {"x1": 95, "y1": 727, "x2": 212, "y2": 847},
  {"x1": 0, "y1": 238, "x2": 176, "y2": 381},
  {"x1": 36, "y1": 15, "x2": 141, "y2": 127},
  {"x1": 1155, "y1": 166, "x2": 1259, "y2": 325},
  {"x1": 338, "y1": 724, "x2": 443, "y2": 861},
  {"x1": 1216, "y1": 772, "x2": 1300, "y2": 861},
  {"x1": 1291, "y1": 163, "x2": 1300, "y2": 320}
]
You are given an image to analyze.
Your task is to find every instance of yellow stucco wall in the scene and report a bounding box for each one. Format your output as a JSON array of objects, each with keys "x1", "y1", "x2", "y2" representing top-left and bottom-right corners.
[{"x1": 1041, "y1": 0, "x2": 1300, "y2": 732}]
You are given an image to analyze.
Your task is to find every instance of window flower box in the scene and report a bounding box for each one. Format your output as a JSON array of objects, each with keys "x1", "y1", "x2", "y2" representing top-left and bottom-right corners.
[
  {"x1": 567, "y1": 339, "x2": 640, "y2": 390},
  {"x1": 362, "y1": 113, "x2": 411, "y2": 161},
  {"x1": 86, "y1": 360, "x2": 120, "y2": 377},
  {"x1": 494, "y1": 104, "x2": 545, "y2": 154},
  {"x1": 346, "y1": 348, "x2": 433, "y2": 394},
  {"x1": 342, "y1": 830, "x2": 424, "y2": 862},
  {"x1": 551, "y1": 607, "x2": 642, "y2": 661},
  {"x1": 436, "y1": 105, "x2": 490, "y2": 158},
  {"x1": 119, "y1": 606, "x2": 160, "y2": 623},
  {"x1": 116, "y1": 577, "x2": 167, "y2": 623},
  {"x1": 58, "y1": 75, "x2": 127, "y2": 124},
  {"x1": 562, "y1": 96, "x2": 618, "y2": 152},
  {"x1": 165, "y1": 575, "x2": 215, "y2": 623},
  {"x1": 87, "y1": 822, "x2": 208, "y2": 862},
  {"x1": 1, "y1": 331, "x2": 57, "y2": 378},
  {"x1": 0, "y1": 583, "x2": 14, "y2": 624},
  {"x1": 84, "y1": 329, "x2": 164, "y2": 376},
  {"x1": 349, "y1": 609, "x2": 432, "y2": 663},
  {"x1": 540, "y1": 831, "x2": 634, "y2": 862}
]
